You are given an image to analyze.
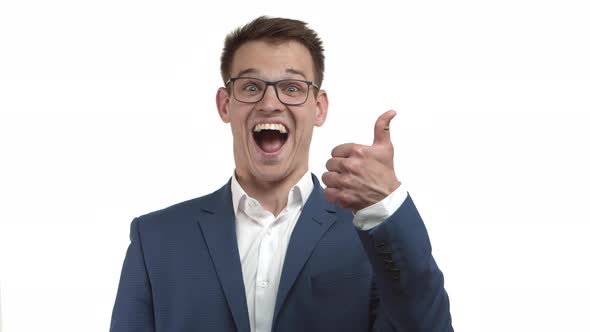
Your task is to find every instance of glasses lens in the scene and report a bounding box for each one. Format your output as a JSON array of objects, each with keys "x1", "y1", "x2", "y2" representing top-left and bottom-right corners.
[
  {"x1": 276, "y1": 80, "x2": 309, "y2": 105},
  {"x1": 233, "y1": 78, "x2": 265, "y2": 103}
]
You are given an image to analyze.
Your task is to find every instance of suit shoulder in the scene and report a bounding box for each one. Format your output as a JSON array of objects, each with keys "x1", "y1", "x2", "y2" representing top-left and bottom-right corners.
[{"x1": 134, "y1": 185, "x2": 225, "y2": 229}]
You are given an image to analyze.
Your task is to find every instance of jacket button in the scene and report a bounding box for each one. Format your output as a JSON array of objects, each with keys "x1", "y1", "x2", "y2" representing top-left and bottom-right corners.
[
  {"x1": 385, "y1": 263, "x2": 398, "y2": 271},
  {"x1": 382, "y1": 253, "x2": 394, "y2": 263},
  {"x1": 375, "y1": 242, "x2": 391, "y2": 253}
]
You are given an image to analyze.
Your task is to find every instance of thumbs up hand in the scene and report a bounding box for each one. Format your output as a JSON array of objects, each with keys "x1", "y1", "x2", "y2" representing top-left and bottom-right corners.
[{"x1": 322, "y1": 110, "x2": 402, "y2": 213}]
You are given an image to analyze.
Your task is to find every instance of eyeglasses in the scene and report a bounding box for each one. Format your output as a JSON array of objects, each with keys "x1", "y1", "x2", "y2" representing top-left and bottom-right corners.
[{"x1": 225, "y1": 77, "x2": 320, "y2": 106}]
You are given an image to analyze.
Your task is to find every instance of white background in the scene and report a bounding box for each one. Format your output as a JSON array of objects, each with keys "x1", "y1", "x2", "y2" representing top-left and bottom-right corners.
[{"x1": 1, "y1": 0, "x2": 589, "y2": 331}]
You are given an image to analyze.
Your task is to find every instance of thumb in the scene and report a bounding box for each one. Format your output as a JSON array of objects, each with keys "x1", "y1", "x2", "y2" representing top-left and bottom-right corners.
[{"x1": 373, "y1": 110, "x2": 397, "y2": 146}]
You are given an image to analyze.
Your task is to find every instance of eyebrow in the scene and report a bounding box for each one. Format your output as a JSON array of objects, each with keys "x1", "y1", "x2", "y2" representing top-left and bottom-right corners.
[
  {"x1": 285, "y1": 68, "x2": 307, "y2": 80},
  {"x1": 234, "y1": 68, "x2": 308, "y2": 80},
  {"x1": 236, "y1": 68, "x2": 259, "y2": 77}
]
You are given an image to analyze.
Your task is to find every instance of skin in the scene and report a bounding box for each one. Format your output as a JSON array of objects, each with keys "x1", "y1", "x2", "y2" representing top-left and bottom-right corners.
[
  {"x1": 216, "y1": 40, "x2": 401, "y2": 216},
  {"x1": 323, "y1": 110, "x2": 402, "y2": 213},
  {"x1": 216, "y1": 40, "x2": 329, "y2": 215}
]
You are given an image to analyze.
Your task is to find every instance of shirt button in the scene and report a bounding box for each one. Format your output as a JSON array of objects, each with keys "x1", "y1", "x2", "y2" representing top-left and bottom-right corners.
[
  {"x1": 266, "y1": 229, "x2": 271, "y2": 236},
  {"x1": 249, "y1": 201, "x2": 256, "y2": 208},
  {"x1": 259, "y1": 280, "x2": 268, "y2": 288}
]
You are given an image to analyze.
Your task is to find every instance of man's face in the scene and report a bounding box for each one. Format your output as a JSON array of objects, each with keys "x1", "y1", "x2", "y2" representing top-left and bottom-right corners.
[{"x1": 216, "y1": 40, "x2": 328, "y2": 184}]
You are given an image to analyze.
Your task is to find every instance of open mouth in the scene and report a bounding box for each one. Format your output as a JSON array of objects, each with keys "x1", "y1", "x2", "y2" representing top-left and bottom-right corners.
[{"x1": 252, "y1": 123, "x2": 289, "y2": 154}]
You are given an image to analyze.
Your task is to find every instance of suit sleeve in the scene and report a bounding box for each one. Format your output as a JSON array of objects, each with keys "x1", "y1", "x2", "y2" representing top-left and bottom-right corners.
[
  {"x1": 110, "y1": 218, "x2": 156, "y2": 332},
  {"x1": 356, "y1": 194, "x2": 454, "y2": 332}
]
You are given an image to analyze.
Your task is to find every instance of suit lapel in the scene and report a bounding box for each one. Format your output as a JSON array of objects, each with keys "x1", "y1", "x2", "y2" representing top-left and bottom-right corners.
[
  {"x1": 272, "y1": 175, "x2": 338, "y2": 327},
  {"x1": 197, "y1": 180, "x2": 250, "y2": 332}
]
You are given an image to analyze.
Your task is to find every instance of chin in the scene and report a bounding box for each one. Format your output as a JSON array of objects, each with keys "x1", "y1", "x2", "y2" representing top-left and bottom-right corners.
[{"x1": 251, "y1": 163, "x2": 292, "y2": 183}]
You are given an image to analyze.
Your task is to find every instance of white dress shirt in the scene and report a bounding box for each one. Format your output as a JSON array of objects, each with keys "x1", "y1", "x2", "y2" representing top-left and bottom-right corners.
[{"x1": 231, "y1": 171, "x2": 407, "y2": 332}]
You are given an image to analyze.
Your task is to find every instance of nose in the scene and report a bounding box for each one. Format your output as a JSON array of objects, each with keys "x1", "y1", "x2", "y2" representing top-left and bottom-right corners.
[{"x1": 257, "y1": 84, "x2": 285, "y2": 112}]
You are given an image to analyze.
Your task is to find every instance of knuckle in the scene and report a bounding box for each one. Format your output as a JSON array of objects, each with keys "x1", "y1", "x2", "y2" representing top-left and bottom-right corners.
[
  {"x1": 383, "y1": 144, "x2": 394, "y2": 154},
  {"x1": 341, "y1": 159, "x2": 354, "y2": 173},
  {"x1": 351, "y1": 145, "x2": 365, "y2": 157},
  {"x1": 325, "y1": 158, "x2": 336, "y2": 171},
  {"x1": 346, "y1": 159, "x2": 362, "y2": 173},
  {"x1": 339, "y1": 159, "x2": 349, "y2": 172},
  {"x1": 326, "y1": 188, "x2": 341, "y2": 205},
  {"x1": 336, "y1": 193, "x2": 351, "y2": 208},
  {"x1": 339, "y1": 175, "x2": 351, "y2": 188},
  {"x1": 322, "y1": 172, "x2": 337, "y2": 186}
]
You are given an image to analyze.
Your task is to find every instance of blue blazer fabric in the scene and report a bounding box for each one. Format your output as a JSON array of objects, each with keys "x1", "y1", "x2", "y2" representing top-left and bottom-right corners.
[{"x1": 110, "y1": 174, "x2": 453, "y2": 331}]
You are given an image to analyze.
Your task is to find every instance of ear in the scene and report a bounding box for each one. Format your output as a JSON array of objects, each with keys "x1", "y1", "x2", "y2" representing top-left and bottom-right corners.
[
  {"x1": 216, "y1": 87, "x2": 231, "y2": 123},
  {"x1": 313, "y1": 90, "x2": 329, "y2": 127}
]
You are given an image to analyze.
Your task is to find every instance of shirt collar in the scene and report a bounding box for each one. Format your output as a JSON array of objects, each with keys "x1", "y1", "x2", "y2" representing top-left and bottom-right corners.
[{"x1": 230, "y1": 170, "x2": 314, "y2": 216}]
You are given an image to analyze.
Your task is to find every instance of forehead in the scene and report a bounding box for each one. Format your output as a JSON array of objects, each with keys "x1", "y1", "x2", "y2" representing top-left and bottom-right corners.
[{"x1": 231, "y1": 40, "x2": 315, "y2": 81}]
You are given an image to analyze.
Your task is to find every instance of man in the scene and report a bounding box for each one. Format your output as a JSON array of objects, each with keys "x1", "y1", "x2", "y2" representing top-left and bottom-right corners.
[{"x1": 110, "y1": 16, "x2": 453, "y2": 332}]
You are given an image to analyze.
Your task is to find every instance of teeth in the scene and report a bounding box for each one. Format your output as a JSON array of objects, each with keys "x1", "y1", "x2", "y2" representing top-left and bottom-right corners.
[{"x1": 253, "y1": 123, "x2": 288, "y2": 134}]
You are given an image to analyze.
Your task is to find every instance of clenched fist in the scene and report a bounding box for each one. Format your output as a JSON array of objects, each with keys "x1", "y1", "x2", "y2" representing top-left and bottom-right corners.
[{"x1": 322, "y1": 110, "x2": 402, "y2": 213}]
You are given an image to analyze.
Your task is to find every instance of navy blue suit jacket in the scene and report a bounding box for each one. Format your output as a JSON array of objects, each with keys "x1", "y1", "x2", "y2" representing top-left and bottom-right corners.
[{"x1": 110, "y1": 175, "x2": 453, "y2": 331}]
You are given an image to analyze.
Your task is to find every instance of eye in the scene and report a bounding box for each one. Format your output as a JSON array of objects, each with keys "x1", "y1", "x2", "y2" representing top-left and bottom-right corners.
[
  {"x1": 285, "y1": 85, "x2": 301, "y2": 93},
  {"x1": 243, "y1": 83, "x2": 261, "y2": 92},
  {"x1": 279, "y1": 80, "x2": 305, "y2": 94},
  {"x1": 235, "y1": 78, "x2": 264, "y2": 93}
]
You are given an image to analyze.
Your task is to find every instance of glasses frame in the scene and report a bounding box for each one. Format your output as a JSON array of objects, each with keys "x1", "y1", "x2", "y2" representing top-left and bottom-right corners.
[{"x1": 225, "y1": 77, "x2": 320, "y2": 106}]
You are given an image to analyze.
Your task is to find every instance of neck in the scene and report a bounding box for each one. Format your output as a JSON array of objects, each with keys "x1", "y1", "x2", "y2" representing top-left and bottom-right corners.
[{"x1": 235, "y1": 167, "x2": 308, "y2": 216}]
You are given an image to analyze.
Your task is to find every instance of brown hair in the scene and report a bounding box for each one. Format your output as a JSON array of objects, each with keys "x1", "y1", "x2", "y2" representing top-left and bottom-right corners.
[{"x1": 220, "y1": 16, "x2": 325, "y2": 87}]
